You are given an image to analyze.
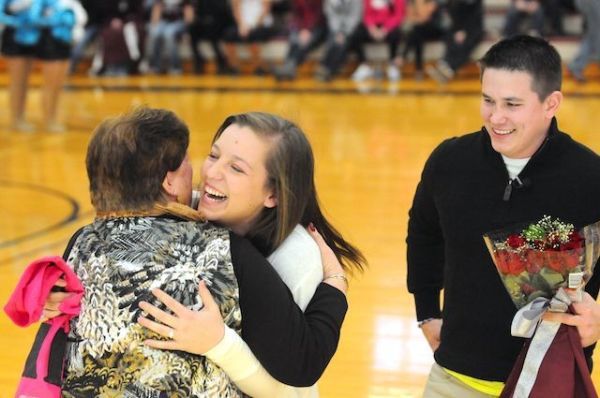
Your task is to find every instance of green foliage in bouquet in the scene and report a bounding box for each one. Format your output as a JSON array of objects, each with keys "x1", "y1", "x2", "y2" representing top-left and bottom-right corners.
[{"x1": 521, "y1": 216, "x2": 578, "y2": 250}]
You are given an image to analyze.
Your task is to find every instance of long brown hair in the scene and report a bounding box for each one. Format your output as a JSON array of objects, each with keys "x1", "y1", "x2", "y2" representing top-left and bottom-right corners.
[{"x1": 212, "y1": 112, "x2": 366, "y2": 272}]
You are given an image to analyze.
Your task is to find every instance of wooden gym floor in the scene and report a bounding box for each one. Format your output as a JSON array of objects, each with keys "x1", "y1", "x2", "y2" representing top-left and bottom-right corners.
[{"x1": 0, "y1": 70, "x2": 599, "y2": 398}]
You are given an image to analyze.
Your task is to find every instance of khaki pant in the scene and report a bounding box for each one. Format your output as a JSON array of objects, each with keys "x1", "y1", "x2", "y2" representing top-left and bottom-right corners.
[{"x1": 423, "y1": 363, "x2": 499, "y2": 398}]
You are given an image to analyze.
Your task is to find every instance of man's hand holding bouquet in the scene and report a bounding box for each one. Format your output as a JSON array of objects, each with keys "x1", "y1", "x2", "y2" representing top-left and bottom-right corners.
[{"x1": 484, "y1": 216, "x2": 600, "y2": 398}]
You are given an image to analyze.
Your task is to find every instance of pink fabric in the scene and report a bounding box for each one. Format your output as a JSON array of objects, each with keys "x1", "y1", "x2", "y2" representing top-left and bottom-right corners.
[
  {"x1": 363, "y1": 0, "x2": 406, "y2": 33},
  {"x1": 501, "y1": 324, "x2": 598, "y2": 398},
  {"x1": 14, "y1": 379, "x2": 61, "y2": 398},
  {"x1": 4, "y1": 256, "x2": 83, "y2": 398}
]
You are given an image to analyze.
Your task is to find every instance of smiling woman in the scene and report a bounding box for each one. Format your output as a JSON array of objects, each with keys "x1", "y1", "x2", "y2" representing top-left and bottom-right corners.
[
  {"x1": 131, "y1": 112, "x2": 366, "y2": 397},
  {"x1": 200, "y1": 123, "x2": 278, "y2": 238}
]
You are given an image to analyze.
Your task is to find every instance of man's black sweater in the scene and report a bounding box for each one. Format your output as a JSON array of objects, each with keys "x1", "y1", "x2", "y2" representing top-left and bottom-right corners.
[{"x1": 407, "y1": 118, "x2": 600, "y2": 381}]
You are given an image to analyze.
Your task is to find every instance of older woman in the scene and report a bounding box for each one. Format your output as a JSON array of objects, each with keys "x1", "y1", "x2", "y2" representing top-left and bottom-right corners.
[{"x1": 55, "y1": 107, "x2": 348, "y2": 396}]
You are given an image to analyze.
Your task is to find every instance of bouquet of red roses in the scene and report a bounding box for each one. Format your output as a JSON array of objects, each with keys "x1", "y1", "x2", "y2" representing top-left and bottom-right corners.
[
  {"x1": 484, "y1": 216, "x2": 600, "y2": 398},
  {"x1": 484, "y1": 216, "x2": 597, "y2": 309}
]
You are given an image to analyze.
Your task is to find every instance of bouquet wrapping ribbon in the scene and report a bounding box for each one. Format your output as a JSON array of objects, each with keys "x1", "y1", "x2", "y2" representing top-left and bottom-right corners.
[{"x1": 510, "y1": 288, "x2": 571, "y2": 397}]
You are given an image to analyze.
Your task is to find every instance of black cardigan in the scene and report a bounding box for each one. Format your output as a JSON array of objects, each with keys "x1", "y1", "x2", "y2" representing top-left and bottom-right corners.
[
  {"x1": 230, "y1": 232, "x2": 347, "y2": 386},
  {"x1": 407, "y1": 118, "x2": 600, "y2": 381}
]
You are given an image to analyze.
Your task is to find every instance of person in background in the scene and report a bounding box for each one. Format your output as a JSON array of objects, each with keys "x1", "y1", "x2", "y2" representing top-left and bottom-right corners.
[
  {"x1": 222, "y1": 0, "x2": 274, "y2": 75},
  {"x1": 314, "y1": 0, "x2": 363, "y2": 82},
  {"x1": 145, "y1": 0, "x2": 195, "y2": 74},
  {"x1": 97, "y1": 0, "x2": 145, "y2": 76},
  {"x1": 425, "y1": 0, "x2": 482, "y2": 84},
  {"x1": 398, "y1": 0, "x2": 445, "y2": 81},
  {"x1": 188, "y1": 0, "x2": 234, "y2": 75},
  {"x1": 68, "y1": 0, "x2": 103, "y2": 75},
  {"x1": 565, "y1": 0, "x2": 600, "y2": 83},
  {"x1": 274, "y1": 0, "x2": 326, "y2": 81},
  {"x1": 349, "y1": 0, "x2": 406, "y2": 82},
  {"x1": 0, "y1": 0, "x2": 87, "y2": 132},
  {"x1": 502, "y1": 0, "x2": 545, "y2": 38}
]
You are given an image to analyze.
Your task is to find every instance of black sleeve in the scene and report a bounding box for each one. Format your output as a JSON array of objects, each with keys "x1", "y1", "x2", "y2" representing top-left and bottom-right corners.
[
  {"x1": 406, "y1": 141, "x2": 447, "y2": 321},
  {"x1": 21, "y1": 323, "x2": 67, "y2": 386},
  {"x1": 62, "y1": 227, "x2": 84, "y2": 260},
  {"x1": 229, "y1": 232, "x2": 348, "y2": 387}
]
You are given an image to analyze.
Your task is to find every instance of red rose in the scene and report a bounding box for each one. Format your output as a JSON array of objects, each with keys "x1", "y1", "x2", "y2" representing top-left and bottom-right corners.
[
  {"x1": 507, "y1": 252, "x2": 526, "y2": 275},
  {"x1": 561, "y1": 241, "x2": 581, "y2": 250},
  {"x1": 561, "y1": 248, "x2": 583, "y2": 269},
  {"x1": 524, "y1": 249, "x2": 544, "y2": 273},
  {"x1": 495, "y1": 250, "x2": 510, "y2": 274},
  {"x1": 561, "y1": 231, "x2": 585, "y2": 250},
  {"x1": 570, "y1": 231, "x2": 584, "y2": 243},
  {"x1": 545, "y1": 250, "x2": 569, "y2": 273},
  {"x1": 507, "y1": 234, "x2": 526, "y2": 249}
]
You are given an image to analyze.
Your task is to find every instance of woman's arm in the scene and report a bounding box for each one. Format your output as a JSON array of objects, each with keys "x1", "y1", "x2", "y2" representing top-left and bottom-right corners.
[
  {"x1": 205, "y1": 326, "x2": 315, "y2": 397},
  {"x1": 139, "y1": 230, "x2": 347, "y2": 387},
  {"x1": 214, "y1": 225, "x2": 336, "y2": 395},
  {"x1": 150, "y1": 1, "x2": 162, "y2": 24},
  {"x1": 230, "y1": 232, "x2": 347, "y2": 386},
  {"x1": 139, "y1": 226, "x2": 341, "y2": 395},
  {"x1": 183, "y1": 2, "x2": 194, "y2": 25},
  {"x1": 231, "y1": 0, "x2": 243, "y2": 27},
  {"x1": 139, "y1": 283, "x2": 315, "y2": 397}
]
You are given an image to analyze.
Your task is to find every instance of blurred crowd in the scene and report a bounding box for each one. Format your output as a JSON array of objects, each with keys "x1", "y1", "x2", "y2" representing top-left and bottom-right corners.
[
  {"x1": 56, "y1": 0, "x2": 595, "y2": 84},
  {"x1": 1, "y1": 0, "x2": 597, "y2": 90}
]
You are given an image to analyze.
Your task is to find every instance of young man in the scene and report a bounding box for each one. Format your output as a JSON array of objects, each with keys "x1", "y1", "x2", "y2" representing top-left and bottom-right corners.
[{"x1": 407, "y1": 35, "x2": 600, "y2": 397}]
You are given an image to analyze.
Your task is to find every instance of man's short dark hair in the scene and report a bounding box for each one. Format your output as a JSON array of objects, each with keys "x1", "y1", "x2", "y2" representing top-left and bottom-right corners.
[
  {"x1": 479, "y1": 35, "x2": 562, "y2": 100},
  {"x1": 86, "y1": 106, "x2": 190, "y2": 212}
]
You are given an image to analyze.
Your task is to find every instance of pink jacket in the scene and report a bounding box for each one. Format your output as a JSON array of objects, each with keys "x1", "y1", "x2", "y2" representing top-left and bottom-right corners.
[
  {"x1": 363, "y1": 0, "x2": 405, "y2": 33},
  {"x1": 4, "y1": 256, "x2": 83, "y2": 398}
]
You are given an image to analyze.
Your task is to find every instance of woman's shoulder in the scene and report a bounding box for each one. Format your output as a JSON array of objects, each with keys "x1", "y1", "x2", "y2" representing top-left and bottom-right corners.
[
  {"x1": 268, "y1": 225, "x2": 323, "y2": 311},
  {"x1": 272, "y1": 225, "x2": 319, "y2": 256},
  {"x1": 268, "y1": 225, "x2": 321, "y2": 274}
]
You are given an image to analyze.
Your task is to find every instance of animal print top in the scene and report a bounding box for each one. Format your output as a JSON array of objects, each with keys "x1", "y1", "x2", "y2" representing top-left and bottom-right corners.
[{"x1": 61, "y1": 216, "x2": 243, "y2": 398}]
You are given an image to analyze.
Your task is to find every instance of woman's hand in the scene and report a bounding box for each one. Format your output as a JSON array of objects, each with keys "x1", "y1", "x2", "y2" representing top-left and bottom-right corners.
[
  {"x1": 307, "y1": 224, "x2": 348, "y2": 294},
  {"x1": 137, "y1": 280, "x2": 225, "y2": 355},
  {"x1": 41, "y1": 278, "x2": 70, "y2": 322}
]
